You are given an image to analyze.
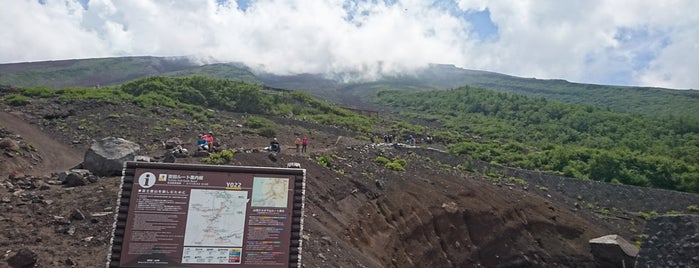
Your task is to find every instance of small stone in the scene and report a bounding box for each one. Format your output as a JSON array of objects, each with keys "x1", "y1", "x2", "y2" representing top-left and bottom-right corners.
[
  {"x1": 71, "y1": 208, "x2": 85, "y2": 220},
  {"x1": 65, "y1": 257, "x2": 77, "y2": 266},
  {"x1": 64, "y1": 226, "x2": 76, "y2": 236}
]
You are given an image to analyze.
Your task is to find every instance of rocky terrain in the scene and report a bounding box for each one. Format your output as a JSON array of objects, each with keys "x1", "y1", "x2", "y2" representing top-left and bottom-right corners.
[{"x1": 1, "y1": 96, "x2": 698, "y2": 267}]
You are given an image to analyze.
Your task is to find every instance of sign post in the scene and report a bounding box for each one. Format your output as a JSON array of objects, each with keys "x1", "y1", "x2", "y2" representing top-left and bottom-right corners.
[{"x1": 107, "y1": 162, "x2": 305, "y2": 268}]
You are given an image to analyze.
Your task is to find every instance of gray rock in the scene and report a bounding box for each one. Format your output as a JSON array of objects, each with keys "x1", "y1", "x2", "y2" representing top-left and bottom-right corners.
[
  {"x1": 162, "y1": 153, "x2": 176, "y2": 163},
  {"x1": 71, "y1": 208, "x2": 85, "y2": 220},
  {"x1": 83, "y1": 137, "x2": 140, "y2": 176},
  {"x1": 165, "y1": 137, "x2": 183, "y2": 149},
  {"x1": 134, "y1": 155, "x2": 151, "y2": 162},
  {"x1": 0, "y1": 138, "x2": 20, "y2": 151},
  {"x1": 589, "y1": 234, "x2": 638, "y2": 267},
  {"x1": 63, "y1": 172, "x2": 86, "y2": 187},
  {"x1": 7, "y1": 248, "x2": 38, "y2": 268}
]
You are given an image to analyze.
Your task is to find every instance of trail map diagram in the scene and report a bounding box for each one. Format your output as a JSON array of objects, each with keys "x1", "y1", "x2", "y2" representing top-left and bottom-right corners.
[
  {"x1": 183, "y1": 189, "x2": 249, "y2": 247},
  {"x1": 251, "y1": 177, "x2": 290, "y2": 207}
]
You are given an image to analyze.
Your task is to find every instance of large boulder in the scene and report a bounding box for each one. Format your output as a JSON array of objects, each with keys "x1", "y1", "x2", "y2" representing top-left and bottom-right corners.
[
  {"x1": 83, "y1": 137, "x2": 140, "y2": 176},
  {"x1": 589, "y1": 234, "x2": 638, "y2": 268},
  {"x1": 165, "y1": 137, "x2": 183, "y2": 149},
  {"x1": 0, "y1": 138, "x2": 20, "y2": 151}
]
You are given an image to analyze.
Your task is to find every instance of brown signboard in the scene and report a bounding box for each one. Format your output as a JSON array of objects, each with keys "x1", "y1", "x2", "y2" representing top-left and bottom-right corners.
[{"x1": 108, "y1": 162, "x2": 305, "y2": 268}]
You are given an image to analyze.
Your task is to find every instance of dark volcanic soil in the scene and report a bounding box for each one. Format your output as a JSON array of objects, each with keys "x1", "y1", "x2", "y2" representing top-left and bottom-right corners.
[{"x1": 1, "y1": 97, "x2": 698, "y2": 268}]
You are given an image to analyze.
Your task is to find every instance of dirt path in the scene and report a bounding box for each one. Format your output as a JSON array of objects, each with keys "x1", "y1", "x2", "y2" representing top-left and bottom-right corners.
[{"x1": 0, "y1": 111, "x2": 83, "y2": 175}]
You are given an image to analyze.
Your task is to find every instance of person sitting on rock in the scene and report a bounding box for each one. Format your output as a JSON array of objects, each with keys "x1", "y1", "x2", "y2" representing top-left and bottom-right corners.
[
  {"x1": 196, "y1": 134, "x2": 208, "y2": 151},
  {"x1": 203, "y1": 131, "x2": 214, "y2": 151},
  {"x1": 269, "y1": 138, "x2": 281, "y2": 153}
]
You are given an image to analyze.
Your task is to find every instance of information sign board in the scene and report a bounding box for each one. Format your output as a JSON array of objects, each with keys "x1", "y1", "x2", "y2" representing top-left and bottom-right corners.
[{"x1": 108, "y1": 162, "x2": 305, "y2": 268}]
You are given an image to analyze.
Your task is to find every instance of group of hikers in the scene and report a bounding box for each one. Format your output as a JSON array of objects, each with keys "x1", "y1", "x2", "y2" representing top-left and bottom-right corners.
[
  {"x1": 266, "y1": 136, "x2": 308, "y2": 154},
  {"x1": 196, "y1": 131, "x2": 215, "y2": 152},
  {"x1": 194, "y1": 131, "x2": 308, "y2": 155},
  {"x1": 379, "y1": 134, "x2": 433, "y2": 145}
]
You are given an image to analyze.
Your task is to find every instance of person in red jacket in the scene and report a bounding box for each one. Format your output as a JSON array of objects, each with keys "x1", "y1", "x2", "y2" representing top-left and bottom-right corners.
[
  {"x1": 203, "y1": 131, "x2": 214, "y2": 151},
  {"x1": 301, "y1": 136, "x2": 308, "y2": 153}
]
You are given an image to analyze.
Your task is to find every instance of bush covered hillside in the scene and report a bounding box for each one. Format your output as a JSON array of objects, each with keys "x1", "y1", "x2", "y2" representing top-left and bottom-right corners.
[
  {"x1": 374, "y1": 86, "x2": 699, "y2": 193},
  {"x1": 4, "y1": 75, "x2": 699, "y2": 193},
  {"x1": 3, "y1": 76, "x2": 374, "y2": 133}
]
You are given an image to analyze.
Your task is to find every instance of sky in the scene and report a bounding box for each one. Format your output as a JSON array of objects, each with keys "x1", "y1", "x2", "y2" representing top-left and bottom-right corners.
[{"x1": 1, "y1": 0, "x2": 697, "y2": 89}]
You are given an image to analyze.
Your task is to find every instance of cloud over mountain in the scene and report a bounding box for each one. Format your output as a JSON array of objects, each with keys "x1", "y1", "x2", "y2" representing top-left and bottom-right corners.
[{"x1": 1, "y1": 0, "x2": 697, "y2": 89}]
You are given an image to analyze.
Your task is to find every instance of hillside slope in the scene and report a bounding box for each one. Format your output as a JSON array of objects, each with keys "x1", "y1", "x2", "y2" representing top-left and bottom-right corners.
[{"x1": 2, "y1": 98, "x2": 698, "y2": 267}]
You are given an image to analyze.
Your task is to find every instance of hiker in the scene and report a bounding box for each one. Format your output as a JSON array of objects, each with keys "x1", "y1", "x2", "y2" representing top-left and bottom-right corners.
[
  {"x1": 407, "y1": 135, "x2": 415, "y2": 145},
  {"x1": 196, "y1": 134, "x2": 208, "y2": 151},
  {"x1": 203, "y1": 131, "x2": 214, "y2": 151},
  {"x1": 295, "y1": 136, "x2": 301, "y2": 153},
  {"x1": 302, "y1": 136, "x2": 308, "y2": 153},
  {"x1": 269, "y1": 138, "x2": 281, "y2": 153}
]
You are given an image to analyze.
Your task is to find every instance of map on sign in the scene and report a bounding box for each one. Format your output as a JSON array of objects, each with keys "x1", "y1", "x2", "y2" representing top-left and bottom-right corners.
[
  {"x1": 251, "y1": 177, "x2": 290, "y2": 208},
  {"x1": 183, "y1": 189, "x2": 249, "y2": 247}
]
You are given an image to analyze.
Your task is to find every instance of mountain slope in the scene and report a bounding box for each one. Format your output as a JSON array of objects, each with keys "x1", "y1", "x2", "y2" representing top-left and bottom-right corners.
[{"x1": 1, "y1": 57, "x2": 698, "y2": 122}]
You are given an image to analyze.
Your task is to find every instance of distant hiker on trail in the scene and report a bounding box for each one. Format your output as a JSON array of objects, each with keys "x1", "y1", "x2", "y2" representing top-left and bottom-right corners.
[
  {"x1": 302, "y1": 136, "x2": 308, "y2": 153},
  {"x1": 203, "y1": 131, "x2": 214, "y2": 151},
  {"x1": 295, "y1": 136, "x2": 301, "y2": 153},
  {"x1": 196, "y1": 134, "x2": 208, "y2": 151},
  {"x1": 407, "y1": 135, "x2": 415, "y2": 145},
  {"x1": 269, "y1": 138, "x2": 281, "y2": 153}
]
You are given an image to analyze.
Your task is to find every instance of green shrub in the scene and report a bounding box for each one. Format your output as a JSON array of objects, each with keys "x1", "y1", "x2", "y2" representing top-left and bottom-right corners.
[
  {"x1": 639, "y1": 211, "x2": 658, "y2": 220},
  {"x1": 3, "y1": 94, "x2": 29, "y2": 106},
  {"x1": 244, "y1": 116, "x2": 274, "y2": 129},
  {"x1": 21, "y1": 86, "x2": 56, "y2": 98},
  {"x1": 688, "y1": 205, "x2": 699, "y2": 212},
  {"x1": 393, "y1": 158, "x2": 407, "y2": 167},
  {"x1": 258, "y1": 127, "x2": 276, "y2": 138},
  {"x1": 317, "y1": 156, "x2": 333, "y2": 167},
  {"x1": 385, "y1": 161, "x2": 406, "y2": 171},
  {"x1": 374, "y1": 156, "x2": 390, "y2": 165},
  {"x1": 202, "y1": 149, "x2": 236, "y2": 165}
]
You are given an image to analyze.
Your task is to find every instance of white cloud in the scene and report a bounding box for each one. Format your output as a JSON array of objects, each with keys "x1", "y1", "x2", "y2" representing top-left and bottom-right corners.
[{"x1": 0, "y1": 0, "x2": 697, "y2": 89}]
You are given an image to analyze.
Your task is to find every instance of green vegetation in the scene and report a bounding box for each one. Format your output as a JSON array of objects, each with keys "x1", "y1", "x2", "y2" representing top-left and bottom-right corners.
[
  {"x1": 688, "y1": 205, "x2": 699, "y2": 212},
  {"x1": 202, "y1": 149, "x2": 236, "y2": 165},
  {"x1": 507, "y1": 177, "x2": 527, "y2": 186},
  {"x1": 374, "y1": 156, "x2": 407, "y2": 171},
  {"x1": 316, "y1": 155, "x2": 333, "y2": 168},
  {"x1": 374, "y1": 156, "x2": 390, "y2": 165},
  {"x1": 639, "y1": 211, "x2": 658, "y2": 220},
  {"x1": 385, "y1": 161, "x2": 406, "y2": 171},
  {"x1": 3, "y1": 94, "x2": 30, "y2": 106},
  {"x1": 374, "y1": 86, "x2": 699, "y2": 193},
  {"x1": 244, "y1": 116, "x2": 274, "y2": 129},
  {"x1": 6, "y1": 76, "x2": 375, "y2": 132}
]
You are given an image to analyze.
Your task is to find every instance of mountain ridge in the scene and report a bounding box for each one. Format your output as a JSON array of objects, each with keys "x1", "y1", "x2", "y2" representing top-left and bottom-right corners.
[{"x1": 1, "y1": 56, "x2": 698, "y2": 122}]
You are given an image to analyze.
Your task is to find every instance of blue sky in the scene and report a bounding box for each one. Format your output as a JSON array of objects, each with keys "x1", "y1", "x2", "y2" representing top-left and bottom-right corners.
[{"x1": 1, "y1": 0, "x2": 697, "y2": 89}]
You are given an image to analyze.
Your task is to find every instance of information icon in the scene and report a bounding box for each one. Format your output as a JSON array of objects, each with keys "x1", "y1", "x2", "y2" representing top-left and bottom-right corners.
[{"x1": 138, "y1": 172, "x2": 156, "y2": 188}]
